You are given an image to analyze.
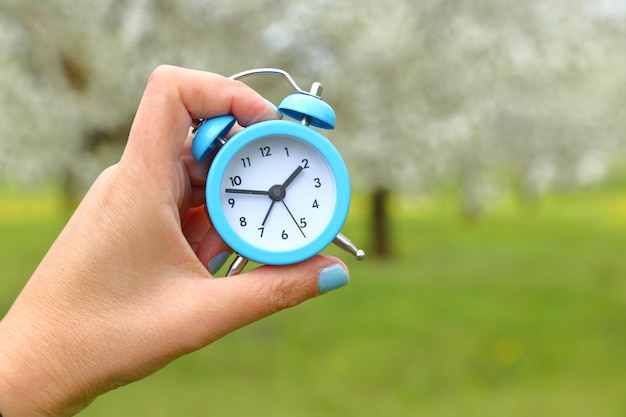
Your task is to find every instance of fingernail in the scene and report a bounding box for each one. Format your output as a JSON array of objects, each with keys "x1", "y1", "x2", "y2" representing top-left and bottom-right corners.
[
  {"x1": 317, "y1": 264, "x2": 350, "y2": 293},
  {"x1": 208, "y1": 251, "x2": 231, "y2": 275}
]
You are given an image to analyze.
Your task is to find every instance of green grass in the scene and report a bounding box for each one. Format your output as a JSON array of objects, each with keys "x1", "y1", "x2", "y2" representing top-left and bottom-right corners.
[{"x1": 2, "y1": 185, "x2": 626, "y2": 416}]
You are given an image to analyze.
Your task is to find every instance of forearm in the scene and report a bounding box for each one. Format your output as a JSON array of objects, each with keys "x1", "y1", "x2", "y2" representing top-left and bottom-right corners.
[
  {"x1": 0, "y1": 66, "x2": 350, "y2": 416},
  {"x1": 0, "y1": 301, "x2": 92, "y2": 417},
  {"x1": 0, "y1": 243, "x2": 111, "y2": 417}
]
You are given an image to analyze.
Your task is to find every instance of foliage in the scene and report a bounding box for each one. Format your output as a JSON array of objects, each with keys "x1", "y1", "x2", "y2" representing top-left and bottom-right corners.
[
  {"x1": 1, "y1": 0, "x2": 626, "y2": 213},
  {"x1": 3, "y1": 184, "x2": 626, "y2": 416}
]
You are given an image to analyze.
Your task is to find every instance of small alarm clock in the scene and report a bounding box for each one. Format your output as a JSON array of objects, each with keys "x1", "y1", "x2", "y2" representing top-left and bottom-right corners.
[{"x1": 192, "y1": 69, "x2": 364, "y2": 276}]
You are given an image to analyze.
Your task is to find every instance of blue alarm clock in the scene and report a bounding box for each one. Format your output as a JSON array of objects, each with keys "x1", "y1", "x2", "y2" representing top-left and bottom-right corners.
[{"x1": 192, "y1": 69, "x2": 364, "y2": 276}]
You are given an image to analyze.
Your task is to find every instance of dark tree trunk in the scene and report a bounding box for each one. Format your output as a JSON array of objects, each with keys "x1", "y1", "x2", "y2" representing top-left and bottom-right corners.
[{"x1": 371, "y1": 187, "x2": 392, "y2": 258}]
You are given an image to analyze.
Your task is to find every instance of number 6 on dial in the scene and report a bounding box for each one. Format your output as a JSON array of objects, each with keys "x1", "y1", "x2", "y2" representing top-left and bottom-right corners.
[{"x1": 192, "y1": 69, "x2": 365, "y2": 276}]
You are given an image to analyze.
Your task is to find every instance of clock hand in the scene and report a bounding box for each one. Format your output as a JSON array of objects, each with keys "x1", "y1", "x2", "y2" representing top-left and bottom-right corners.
[
  {"x1": 281, "y1": 200, "x2": 306, "y2": 238},
  {"x1": 224, "y1": 165, "x2": 302, "y2": 197},
  {"x1": 224, "y1": 188, "x2": 270, "y2": 195},
  {"x1": 261, "y1": 200, "x2": 276, "y2": 226},
  {"x1": 259, "y1": 166, "x2": 304, "y2": 227},
  {"x1": 280, "y1": 165, "x2": 304, "y2": 191}
]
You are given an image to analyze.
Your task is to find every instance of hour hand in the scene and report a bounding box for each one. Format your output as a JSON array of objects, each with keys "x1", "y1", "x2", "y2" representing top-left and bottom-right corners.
[{"x1": 224, "y1": 188, "x2": 270, "y2": 195}]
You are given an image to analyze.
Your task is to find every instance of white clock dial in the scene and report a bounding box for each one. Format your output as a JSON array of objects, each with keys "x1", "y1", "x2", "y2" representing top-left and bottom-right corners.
[{"x1": 220, "y1": 135, "x2": 337, "y2": 252}]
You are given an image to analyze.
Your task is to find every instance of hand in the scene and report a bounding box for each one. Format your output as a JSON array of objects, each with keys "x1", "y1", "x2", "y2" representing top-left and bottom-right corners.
[{"x1": 0, "y1": 66, "x2": 350, "y2": 417}]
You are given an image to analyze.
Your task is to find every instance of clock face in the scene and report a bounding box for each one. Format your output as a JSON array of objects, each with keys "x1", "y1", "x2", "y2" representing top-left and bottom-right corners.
[
  {"x1": 206, "y1": 121, "x2": 350, "y2": 265},
  {"x1": 221, "y1": 134, "x2": 336, "y2": 251}
]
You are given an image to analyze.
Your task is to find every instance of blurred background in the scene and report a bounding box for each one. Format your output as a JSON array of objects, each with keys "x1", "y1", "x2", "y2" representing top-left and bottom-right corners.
[{"x1": 2, "y1": 0, "x2": 626, "y2": 415}]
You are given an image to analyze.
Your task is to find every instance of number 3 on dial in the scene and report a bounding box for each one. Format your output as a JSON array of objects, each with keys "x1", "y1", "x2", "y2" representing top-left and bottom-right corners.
[{"x1": 206, "y1": 120, "x2": 351, "y2": 265}]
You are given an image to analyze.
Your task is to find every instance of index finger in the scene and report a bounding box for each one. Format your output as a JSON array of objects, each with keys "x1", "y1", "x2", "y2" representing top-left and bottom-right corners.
[{"x1": 124, "y1": 65, "x2": 277, "y2": 165}]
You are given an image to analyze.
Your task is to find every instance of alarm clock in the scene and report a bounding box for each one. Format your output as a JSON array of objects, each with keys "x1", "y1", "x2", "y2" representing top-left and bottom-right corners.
[{"x1": 192, "y1": 69, "x2": 364, "y2": 276}]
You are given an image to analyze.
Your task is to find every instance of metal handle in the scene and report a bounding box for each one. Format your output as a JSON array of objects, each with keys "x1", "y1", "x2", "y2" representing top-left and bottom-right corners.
[{"x1": 229, "y1": 68, "x2": 318, "y2": 97}]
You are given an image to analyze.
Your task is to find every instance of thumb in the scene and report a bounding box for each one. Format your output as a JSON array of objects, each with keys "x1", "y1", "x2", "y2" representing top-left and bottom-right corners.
[{"x1": 202, "y1": 256, "x2": 349, "y2": 337}]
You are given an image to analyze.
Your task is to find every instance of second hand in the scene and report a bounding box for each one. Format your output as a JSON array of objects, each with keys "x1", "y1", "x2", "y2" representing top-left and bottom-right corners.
[{"x1": 281, "y1": 200, "x2": 306, "y2": 238}]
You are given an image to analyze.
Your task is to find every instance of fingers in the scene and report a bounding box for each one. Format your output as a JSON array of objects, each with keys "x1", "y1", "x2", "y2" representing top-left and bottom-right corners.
[
  {"x1": 181, "y1": 206, "x2": 231, "y2": 270},
  {"x1": 181, "y1": 128, "x2": 214, "y2": 208},
  {"x1": 241, "y1": 257, "x2": 349, "y2": 311},
  {"x1": 192, "y1": 256, "x2": 350, "y2": 343},
  {"x1": 124, "y1": 65, "x2": 278, "y2": 166}
]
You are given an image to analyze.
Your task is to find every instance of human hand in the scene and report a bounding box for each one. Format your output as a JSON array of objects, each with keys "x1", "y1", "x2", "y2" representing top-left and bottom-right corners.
[{"x1": 0, "y1": 66, "x2": 350, "y2": 417}]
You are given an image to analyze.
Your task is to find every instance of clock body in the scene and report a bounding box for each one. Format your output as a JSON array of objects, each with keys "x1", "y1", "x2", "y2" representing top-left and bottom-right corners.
[{"x1": 206, "y1": 120, "x2": 350, "y2": 265}]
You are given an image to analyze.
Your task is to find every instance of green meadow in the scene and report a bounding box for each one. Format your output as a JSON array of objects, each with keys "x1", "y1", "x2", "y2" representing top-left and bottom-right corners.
[{"x1": 2, "y1": 184, "x2": 626, "y2": 416}]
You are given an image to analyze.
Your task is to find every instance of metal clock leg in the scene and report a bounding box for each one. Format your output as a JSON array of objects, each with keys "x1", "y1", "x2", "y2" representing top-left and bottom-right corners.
[
  {"x1": 225, "y1": 254, "x2": 249, "y2": 277},
  {"x1": 333, "y1": 233, "x2": 366, "y2": 261}
]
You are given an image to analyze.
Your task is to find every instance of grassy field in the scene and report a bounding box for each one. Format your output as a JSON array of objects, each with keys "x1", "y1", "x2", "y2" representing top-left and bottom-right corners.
[{"x1": 2, "y1": 184, "x2": 626, "y2": 416}]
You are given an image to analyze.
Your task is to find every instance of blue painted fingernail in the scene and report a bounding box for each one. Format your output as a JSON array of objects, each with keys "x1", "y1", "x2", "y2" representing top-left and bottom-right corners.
[
  {"x1": 317, "y1": 264, "x2": 350, "y2": 293},
  {"x1": 208, "y1": 251, "x2": 231, "y2": 275}
]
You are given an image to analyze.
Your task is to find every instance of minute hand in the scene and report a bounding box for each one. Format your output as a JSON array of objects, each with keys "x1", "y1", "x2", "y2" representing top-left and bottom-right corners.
[{"x1": 224, "y1": 188, "x2": 270, "y2": 195}]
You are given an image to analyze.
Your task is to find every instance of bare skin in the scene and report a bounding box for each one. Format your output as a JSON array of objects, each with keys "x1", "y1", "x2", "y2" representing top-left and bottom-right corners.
[{"x1": 0, "y1": 65, "x2": 349, "y2": 417}]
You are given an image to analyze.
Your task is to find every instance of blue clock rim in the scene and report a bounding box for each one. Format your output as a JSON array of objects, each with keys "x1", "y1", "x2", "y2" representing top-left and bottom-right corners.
[{"x1": 206, "y1": 120, "x2": 351, "y2": 265}]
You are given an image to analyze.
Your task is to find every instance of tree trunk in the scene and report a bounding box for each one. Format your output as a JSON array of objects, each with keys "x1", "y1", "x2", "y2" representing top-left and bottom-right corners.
[{"x1": 371, "y1": 188, "x2": 392, "y2": 258}]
